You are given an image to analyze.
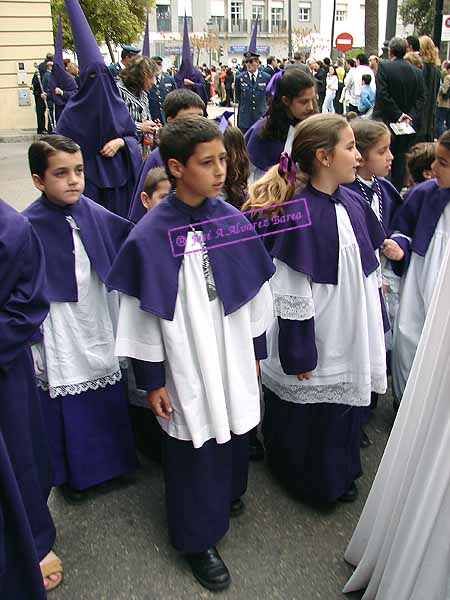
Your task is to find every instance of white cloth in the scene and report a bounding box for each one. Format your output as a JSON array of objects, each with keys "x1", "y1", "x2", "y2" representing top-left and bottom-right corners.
[
  {"x1": 392, "y1": 203, "x2": 450, "y2": 400},
  {"x1": 261, "y1": 204, "x2": 387, "y2": 406},
  {"x1": 115, "y1": 231, "x2": 273, "y2": 448},
  {"x1": 343, "y1": 230, "x2": 450, "y2": 600},
  {"x1": 248, "y1": 125, "x2": 296, "y2": 184},
  {"x1": 326, "y1": 74, "x2": 338, "y2": 92},
  {"x1": 33, "y1": 216, "x2": 122, "y2": 398}
]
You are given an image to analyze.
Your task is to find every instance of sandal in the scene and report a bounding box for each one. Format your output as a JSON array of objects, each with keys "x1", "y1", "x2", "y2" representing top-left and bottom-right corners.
[{"x1": 40, "y1": 551, "x2": 63, "y2": 592}]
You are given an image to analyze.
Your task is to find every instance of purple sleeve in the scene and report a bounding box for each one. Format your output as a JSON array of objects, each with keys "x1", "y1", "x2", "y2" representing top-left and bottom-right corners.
[
  {"x1": 0, "y1": 227, "x2": 49, "y2": 370},
  {"x1": 253, "y1": 332, "x2": 267, "y2": 360},
  {"x1": 278, "y1": 317, "x2": 318, "y2": 375},
  {"x1": 389, "y1": 235, "x2": 410, "y2": 276},
  {"x1": 132, "y1": 359, "x2": 166, "y2": 391}
]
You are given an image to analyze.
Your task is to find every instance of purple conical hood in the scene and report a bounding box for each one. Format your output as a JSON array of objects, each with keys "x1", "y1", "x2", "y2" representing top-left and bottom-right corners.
[
  {"x1": 181, "y1": 13, "x2": 193, "y2": 69},
  {"x1": 248, "y1": 16, "x2": 259, "y2": 53},
  {"x1": 142, "y1": 14, "x2": 150, "y2": 57},
  {"x1": 54, "y1": 15, "x2": 64, "y2": 67},
  {"x1": 64, "y1": 0, "x2": 104, "y2": 71}
]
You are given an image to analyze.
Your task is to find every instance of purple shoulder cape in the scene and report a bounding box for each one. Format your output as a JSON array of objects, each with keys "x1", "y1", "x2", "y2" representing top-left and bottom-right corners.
[
  {"x1": 23, "y1": 194, "x2": 133, "y2": 302},
  {"x1": 391, "y1": 179, "x2": 450, "y2": 257},
  {"x1": 128, "y1": 147, "x2": 165, "y2": 223},
  {"x1": 245, "y1": 118, "x2": 285, "y2": 172},
  {"x1": 0, "y1": 199, "x2": 49, "y2": 367},
  {"x1": 107, "y1": 192, "x2": 275, "y2": 320},
  {"x1": 267, "y1": 184, "x2": 385, "y2": 283},
  {"x1": 345, "y1": 177, "x2": 403, "y2": 235}
]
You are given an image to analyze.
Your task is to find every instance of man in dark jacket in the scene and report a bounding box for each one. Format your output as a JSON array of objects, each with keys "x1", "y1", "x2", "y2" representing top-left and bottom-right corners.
[{"x1": 373, "y1": 37, "x2": 426, "y2": 190}]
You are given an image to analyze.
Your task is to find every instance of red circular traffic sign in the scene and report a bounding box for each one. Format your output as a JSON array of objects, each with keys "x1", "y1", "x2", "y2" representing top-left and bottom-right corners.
[{"x1": 335, "y1": 32, "x2": 353, "y2": 52}]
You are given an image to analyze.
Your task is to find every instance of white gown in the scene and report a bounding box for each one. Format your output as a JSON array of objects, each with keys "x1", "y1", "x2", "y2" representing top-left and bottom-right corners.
[
  {"x1": 392, "y1": 203, "x2": 450, "y2": 400},
  {"x1": 343, "y1": 234, "x2": 450, "y2": 600},
  {"x1": 115, "y1": 231, "x2": 273, "y2": 449}
]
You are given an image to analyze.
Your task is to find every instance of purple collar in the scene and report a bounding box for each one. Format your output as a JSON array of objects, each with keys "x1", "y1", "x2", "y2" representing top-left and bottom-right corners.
[
  {"x1": 128, "y1": 147, "x2": 165, "y2": 223},
  {"x1": 268, "y1": 183, "x2": 385, "y2": 283},
  {"x1": 245, "y1": 117, "x2": 295, "y2": 172},
  {"x1": 108, "y1": 191, "x2": 275, "y2": 320},
  {"x1": 345, "y1": 177, "x2": 402, "y2": 235},
  {"x1": 23, "y1": 194, "x2": 133, "y2": 302}
]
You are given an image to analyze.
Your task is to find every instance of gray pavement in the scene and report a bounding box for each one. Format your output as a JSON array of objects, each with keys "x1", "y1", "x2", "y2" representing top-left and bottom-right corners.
[{"x1": 0, "y1": 140, "x2": 395, "y2": 600}]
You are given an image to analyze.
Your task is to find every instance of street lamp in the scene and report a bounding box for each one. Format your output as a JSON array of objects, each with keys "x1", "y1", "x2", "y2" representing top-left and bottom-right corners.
[
  {"x1": 382, "y1": 0, "x2": 398, "y2": 58},
  {"x1": 433, "y1": 0, "x2": 444, "y2": 49},
  {"x1": 330, "y1": 0, "x2": 337, "y2": 58}
]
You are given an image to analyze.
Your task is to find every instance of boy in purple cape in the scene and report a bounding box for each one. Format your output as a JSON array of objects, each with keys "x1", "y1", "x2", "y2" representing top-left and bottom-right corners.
[
  {"x1": 107, "y1": 116, "x2": 275, "y2": 591},
  {"x1": 128, "y1": 88, "x2": 205, "y2": 223},
  {"x1": 24, "y1": 135, "x2": 138, "y2": 503},
  {"x1": 54, "y1": 0, "x2": 141, "y2": 218},
  {"x1": 0, "y1": 198, "x2": 61, "y2": 595}
]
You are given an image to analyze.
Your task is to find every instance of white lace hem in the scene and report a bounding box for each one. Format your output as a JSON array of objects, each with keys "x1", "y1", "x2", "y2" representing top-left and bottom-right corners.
[
  {"x1": 273, "y1": 293, "x2": 315, "y2": 320},
  {"x1": 262, "y1": 372, "x2": 386, "y2": 407},
  {"x1": 37, "y1": 369, "x2": 122, "y2": 399}
]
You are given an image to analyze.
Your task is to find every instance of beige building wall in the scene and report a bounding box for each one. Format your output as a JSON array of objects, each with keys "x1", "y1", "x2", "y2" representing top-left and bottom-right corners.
[{"x1": 0, "y1": 0, "x2": 54, "y2": 130}]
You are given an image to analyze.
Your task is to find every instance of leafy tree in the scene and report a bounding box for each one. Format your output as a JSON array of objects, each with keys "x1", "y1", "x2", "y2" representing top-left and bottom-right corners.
[
  {"x1": 51, "y1": 0, "x2": 155, "y2": 61},
  {"x1": 399, "y1": 0, "x2": 435, "y2": 35}
]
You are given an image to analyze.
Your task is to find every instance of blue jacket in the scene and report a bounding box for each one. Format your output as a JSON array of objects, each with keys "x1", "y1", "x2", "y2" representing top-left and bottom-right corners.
[
  {"x1": 235, "y1": 69, "x2": 271, "y2": 131},
  {"x1": 148, "y1": 73, "x2": 177, "y2": 123},
  {"x1": 358, "y1": 84, "x2": 375, "y2": 113}
]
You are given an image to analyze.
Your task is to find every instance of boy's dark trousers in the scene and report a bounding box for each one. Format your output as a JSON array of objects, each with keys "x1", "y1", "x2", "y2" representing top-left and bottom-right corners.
[{"x1": 163, "y1": 431, "x2": 249, "y2": 553}]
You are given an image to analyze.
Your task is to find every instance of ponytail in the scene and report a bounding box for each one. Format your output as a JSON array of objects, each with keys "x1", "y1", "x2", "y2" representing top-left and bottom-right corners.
[{"x1": 242, "y1": 165, "x2": 306, "y2": 215}]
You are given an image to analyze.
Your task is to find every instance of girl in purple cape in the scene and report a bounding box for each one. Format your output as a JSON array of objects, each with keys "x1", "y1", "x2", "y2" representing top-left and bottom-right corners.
[
  {"x1": 387, "y1": 130, "x2": 450, "y2": 405},
  {"x1": 244, "y1": 68, "x2": 317, "y2": 183},
  {"x1": 245, "y1": 114, "x2": 387, "y2": 504}
]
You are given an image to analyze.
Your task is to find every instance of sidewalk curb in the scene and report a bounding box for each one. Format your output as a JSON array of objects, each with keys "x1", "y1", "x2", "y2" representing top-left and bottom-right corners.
[{"x1": 0, "y1": 131, "x2": 36, "y2": 144}]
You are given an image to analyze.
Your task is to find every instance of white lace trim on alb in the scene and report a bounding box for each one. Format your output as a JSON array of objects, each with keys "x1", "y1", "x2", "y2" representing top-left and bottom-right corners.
[
  {"x1": 273, "y1": 293, "x2": 315, "y2": 321},
  {"x1": 37, "y1": 369, "x2": 122, "y2": 399},
  {"x1": 263, "y1": 372, "x2": 386, "y2": 407}
]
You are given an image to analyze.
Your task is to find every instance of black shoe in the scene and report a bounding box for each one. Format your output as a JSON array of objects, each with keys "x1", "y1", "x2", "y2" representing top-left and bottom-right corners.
[
  {"x1": 186, "y1": 547, "x2": 231, "y2": 591},
  {"x1": 230, "y1": 498, "x2": 245, "y2": 517},
  {"x1": 339, "y1": 482, "x2": 358, "y2": 503},
  {"x1": 360, "y1": 427, "x2": 371, "y2": 448},
  {"x1": 249, "y1": 436, "x2": 265, "y2": 461},
  {"x1": 393, "y1": 398, "x2": 400, "y2": 413},
  {"x1": 59, "y1": 483, "x2": 89, "y2": 504}
]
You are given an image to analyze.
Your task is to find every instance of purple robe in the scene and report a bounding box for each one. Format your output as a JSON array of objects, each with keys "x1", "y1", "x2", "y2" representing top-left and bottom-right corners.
[
  {"x1": 128, "y1": 147, "x2": 165, "y2": 223},
  {"x1": 107, "y1": 191, "x2": 275, "y2": 321},
  {"x1": 245, "y1": 117, "x2": 286, "y2": 171},
  {"x1": 23, "y1": 194, "x2": 133, "y2": 302},
  {"x1": 390, "y1": 179, "x2": 450, "y2": 276},
  {"x1": 345, "y1": 176, "x2": 403, "y2": 235},
  {"x1": 54, "y1": 62, "x2": 142, "y2": 217},
  {"x1": 0, "y1": 200, "x2": 56, "y2": 568}
]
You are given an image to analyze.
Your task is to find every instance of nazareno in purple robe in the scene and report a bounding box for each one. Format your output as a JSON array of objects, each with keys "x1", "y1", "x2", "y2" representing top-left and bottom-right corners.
[
  {"x1": 23, "y1": 194, "x2": 138, "y2": 491},
  {"x1": 0, "y1": 199, "x2": 56, "y2": 593},
  {"x1": 55, "y1": 0, "x2": 142, "y2": 218}
]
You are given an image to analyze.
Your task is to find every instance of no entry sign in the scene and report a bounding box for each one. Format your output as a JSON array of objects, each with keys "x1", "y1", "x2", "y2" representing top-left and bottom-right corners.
[
  {"x1": 335, "y1": 32, "x2": 353, "y2": 52},
  {"x1": 442, "y1": 15, "x2": 450, "y2": 42}
]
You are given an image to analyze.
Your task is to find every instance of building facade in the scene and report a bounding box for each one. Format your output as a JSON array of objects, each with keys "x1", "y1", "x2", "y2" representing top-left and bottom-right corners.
[{"x1": 0, "y1": 0, "x2": 54, "y2": 130}]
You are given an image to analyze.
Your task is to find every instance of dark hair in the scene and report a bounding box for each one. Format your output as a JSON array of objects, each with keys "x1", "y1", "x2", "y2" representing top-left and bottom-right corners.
[
  {"x1": 143, "y1": 167, "x2": 169, "y2": 197},
  {"x1": 356, "y1": 53, "x2": 369, "y2": 65},
  {"x1": 119, "y1": 56, "x2": 159, "y2": 95},
  {"x1": 293, "y1": 51, "x2": 302, "y2": 61},
  {"x1": 28, "y1": 134, "x2": 81, "y2": 178},
  {"x1": 159, "y1": 116, "x2": 222, "y2": 180},
  {"x1": 223, "y1": 125, "x2": 250, "y2": 209},
  {"x1": 323, "y1": 57, "x2": 331, "y2": 66},
  {"x1": 440, "y1": 129, "x2": 450, "y2": 152},
  {"x1": 162, "y1": 89, "x2": 205, "y2": 119},
  {"x1": 406, "y1": 35, "x2": 420, "y2": 52},
  {"x1": 350, "y1": 120, "x2": 389, "y2": 159},
  {"x1": 262, "y1": 68, "x2": 316, "y2": 141},
  {"x1": 406, "y1": 142, "x2": 436, "y2": 184},
  {"x1": 347, "y1": 58, "x2": 356, "y2": 68},
  {"x1": 362, "y1": 73, "x2": 372, "y2": 85},
  {"x1": 389, "y1": 37, "x2": 407, "y2": 59},
  {"x1": 267, "y1": 55, "x2": 275, "y2": 65}
]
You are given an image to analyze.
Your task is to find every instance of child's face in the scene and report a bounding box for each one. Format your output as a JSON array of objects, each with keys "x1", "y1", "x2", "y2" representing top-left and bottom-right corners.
[
  {"x1": 322, "y1": 125, "x2": 361, "y2": 184},
  {"x1": 432, "y1": 143, "x2": 450, "y2": 188},
  {"x1": 32, "y1": 151, "x2": 84, "y2": 207},
  {"x1": 141, "y1": 180, "x2": 171, "y2": 211},
  {"x1": 169, "y1": 138, "x2": 227, "y2": 201},
  {"x1": 283, "y1": 86, "x2": 316, "y2": 122},
  {"x1": 358, "y1": 132, "x2": 393, "y2": 178}
]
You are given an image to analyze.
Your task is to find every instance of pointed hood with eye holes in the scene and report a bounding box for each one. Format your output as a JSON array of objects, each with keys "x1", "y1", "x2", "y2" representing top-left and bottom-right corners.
[
  {"x1": 48, "y1": 15, "x2": 78, "y2": 106},
  {"x1": 173, "y1": 14, "x2": 208, "y2": 105}
]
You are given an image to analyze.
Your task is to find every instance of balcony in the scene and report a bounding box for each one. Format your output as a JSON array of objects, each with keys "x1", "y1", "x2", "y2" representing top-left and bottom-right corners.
[
  {"x1": 157, "y1": 18, "x2": 172, "y2": 33},
  {"x1": 271, "y1": 20, "x2": 287, "y2": 33},
  {"x1": 229, "y1": 18, "x2": 248, "y2": 33},
  {"x1": 250, "y1": 19, "x2": 269, "y2": 33}
]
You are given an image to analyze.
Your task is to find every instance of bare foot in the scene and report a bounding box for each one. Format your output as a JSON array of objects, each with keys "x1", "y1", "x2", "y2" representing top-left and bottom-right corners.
[{"x1": 40, "y1": 550, "x2": 63, "y2": 592}]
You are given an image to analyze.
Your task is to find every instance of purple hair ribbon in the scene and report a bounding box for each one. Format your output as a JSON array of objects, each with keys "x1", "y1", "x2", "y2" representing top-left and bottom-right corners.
[
  {"x1": 278, "y1": 151, "x2": 297, "y2": 185},
  {"x1": 265, "y1": 70, "x2": 283, "y2": 97}
]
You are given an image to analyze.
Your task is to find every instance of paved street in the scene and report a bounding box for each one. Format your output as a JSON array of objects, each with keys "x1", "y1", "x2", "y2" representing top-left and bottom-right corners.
[{"x1": 0, "y1": 140, "x2": 395, "y2": 600}]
